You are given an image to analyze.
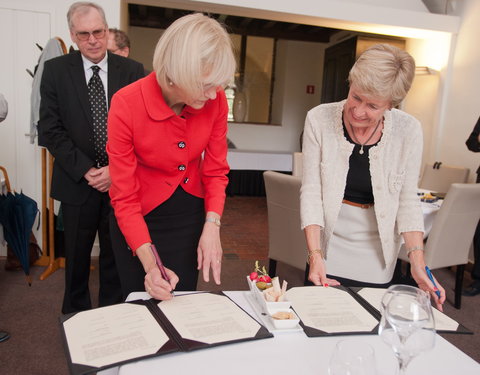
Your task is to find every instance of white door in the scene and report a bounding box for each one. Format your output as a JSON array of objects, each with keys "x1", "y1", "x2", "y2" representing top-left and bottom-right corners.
[{"x1": 0, "y1": 6, "x2": 51, "y2": 255}]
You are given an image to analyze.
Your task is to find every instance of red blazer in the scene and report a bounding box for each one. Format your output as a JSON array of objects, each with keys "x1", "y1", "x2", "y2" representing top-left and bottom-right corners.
[{"x1": 107, "y1": 73, "x2": 230, "y2": 251}]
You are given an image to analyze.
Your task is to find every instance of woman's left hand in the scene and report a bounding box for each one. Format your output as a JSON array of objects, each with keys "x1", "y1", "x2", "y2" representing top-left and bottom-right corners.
[
  {"x1": 197, "y1": 221, "x2": 223, "y2": 285},
  {"x1": 410, "y1": 262, "x2": 446, "y2": 312}
]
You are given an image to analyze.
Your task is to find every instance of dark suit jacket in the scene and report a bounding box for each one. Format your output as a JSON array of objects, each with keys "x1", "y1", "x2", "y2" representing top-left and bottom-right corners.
[
  {"x1": 466, "y1": 116, "x2": 480, "y2": 178},
  {"x1": 38, "y1": 51, "x2": 144, "y2": 205}
]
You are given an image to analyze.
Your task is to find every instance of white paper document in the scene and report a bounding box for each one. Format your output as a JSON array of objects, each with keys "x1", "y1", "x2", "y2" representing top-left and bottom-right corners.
[
  {"x1": 356, "y1": 287, "x2": 460, "y2": 332},
  {"x1": 62, "y1": 293, "x2": 271, "y2": 375},
  {"x1": 158, "y1": 292, "x2": 261, "y2": 344},
  {"x1": 286, "y1": 286, "x2": 378, "y2": 333},
  {"x1": 64, "y1": 303, "x2": 169, "y2": 368}
]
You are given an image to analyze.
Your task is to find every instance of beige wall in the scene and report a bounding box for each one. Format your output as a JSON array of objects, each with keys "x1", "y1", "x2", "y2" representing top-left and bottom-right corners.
[
  {"x1": 227, "y1": 39, "x2": 325, "y2": 152},
  {"x1": 439, "y1": 0, "x2": 480, "y2": 182},
  {"x1": 128, "y1": 26, "x2": 162, "y2": 71}
]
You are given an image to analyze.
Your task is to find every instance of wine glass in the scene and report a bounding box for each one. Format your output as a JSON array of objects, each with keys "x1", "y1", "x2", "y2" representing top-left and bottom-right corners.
[
  {"x1": 380, "y1": 285, "x2": 426, "y2": 313},
  {"x1": 378, "y1": 285, "x2": 436, "y2": 374},
  {"x1": 328, "y1": 339, "x2": 378, "y2": 375}
]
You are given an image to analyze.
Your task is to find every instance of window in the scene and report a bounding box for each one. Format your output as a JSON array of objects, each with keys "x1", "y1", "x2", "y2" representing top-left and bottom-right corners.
[{"x1": 229, "y1": 34, "x2": 276, "y2": 124}]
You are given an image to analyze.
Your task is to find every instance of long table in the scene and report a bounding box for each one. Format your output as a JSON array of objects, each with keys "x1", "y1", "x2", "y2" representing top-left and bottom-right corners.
[
  {"x1": 100, "y1": 291, "x2": 479, "y2": 375},
  {"x1": 227, "y1": 149, "x2": 293, "y2": 196},
  {"x1": 227, "y1": 149, "x2": 293, "y2": 172},
  {"x1": 422, "y1": 200, "x2": 441, "y2": 238},
  {"x1": 419, "y1": 189, "x2": 443, "y2": 238}
]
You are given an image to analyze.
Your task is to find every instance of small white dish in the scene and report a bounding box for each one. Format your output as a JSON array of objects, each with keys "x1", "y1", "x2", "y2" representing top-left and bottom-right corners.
[
  {"x1": 243, "y1": 291, "x2": 303, "y2": 334},
  {"x1": 269, "y1": 308, "x2": 300, "y2": 330}
]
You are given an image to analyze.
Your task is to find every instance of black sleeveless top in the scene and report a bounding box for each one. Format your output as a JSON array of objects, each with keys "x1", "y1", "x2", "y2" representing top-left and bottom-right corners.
[{"x1": 342, "y1": 122, "x2": 380, "y2": 204}]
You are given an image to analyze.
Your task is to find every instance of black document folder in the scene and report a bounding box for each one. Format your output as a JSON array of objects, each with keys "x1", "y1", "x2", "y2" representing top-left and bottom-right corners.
[
  {"x1": 350, "y1": 287, "x2": 472, "y2": 335},
  {"x1": 287, "y1": 285, "x2": 471, "y2": 337},
  {"x1": 287, "y1": 286, "x2": 380, "y2": 337},
  {"x1": 60, "y1": 291, "x2": 273, "y2": 375}
]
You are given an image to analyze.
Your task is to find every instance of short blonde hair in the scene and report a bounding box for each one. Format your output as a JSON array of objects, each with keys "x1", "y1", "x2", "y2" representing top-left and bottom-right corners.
[
  {"x1": 348, "y1": 44, "x2": 415, "y2": 107},
  {"x1": 67, "y1": 2, "x2": 107, "y2": 30},
  {"x1": 153, "y1": 13, "x2": 236, "y2": 97}
]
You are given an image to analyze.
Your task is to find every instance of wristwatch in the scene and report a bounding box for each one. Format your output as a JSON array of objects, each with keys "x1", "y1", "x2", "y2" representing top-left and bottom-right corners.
[{"x1": 205, "y1": 217, "x2": 221, "y2": 227}]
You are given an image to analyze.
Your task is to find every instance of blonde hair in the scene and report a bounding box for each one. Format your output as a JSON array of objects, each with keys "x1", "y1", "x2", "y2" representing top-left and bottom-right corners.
[
  {"x1": 152, "y1": 13, "x2": 236, "y2": 97},
  {"x1": 348, "y1": 44, "x2": 415, "y2": 107},
  {"x1": 67, "y1": 2, "x2": 107, "y2": 30}
]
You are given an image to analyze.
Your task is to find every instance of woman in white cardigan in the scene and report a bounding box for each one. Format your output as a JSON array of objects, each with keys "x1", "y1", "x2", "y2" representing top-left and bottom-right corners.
[{"x1": 300, "y1": 44, "x2": 445, "y2": 310}]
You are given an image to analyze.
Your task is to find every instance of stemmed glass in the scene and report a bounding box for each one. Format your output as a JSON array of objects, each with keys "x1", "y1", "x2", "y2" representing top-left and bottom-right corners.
[
  {"x1": 378, "y1": 285, "x2": 436, "y2": 374},
  {"x1": 328, "y1": 339, "x2": 378, "y2": 375}
]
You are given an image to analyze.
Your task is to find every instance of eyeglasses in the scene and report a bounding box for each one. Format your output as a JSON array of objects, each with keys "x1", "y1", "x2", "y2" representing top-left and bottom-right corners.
[{"x1": 75, "y1": 29, "x2": 106, "y2": 41}]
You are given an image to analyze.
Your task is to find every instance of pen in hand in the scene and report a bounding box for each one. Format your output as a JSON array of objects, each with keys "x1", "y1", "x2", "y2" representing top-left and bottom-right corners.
[
  {"x1": 425, "y1": 266, "x2": 441, "y2": 299},
  {"x1": 151, "y1": 244, "x2": 174, "y2": 295}
]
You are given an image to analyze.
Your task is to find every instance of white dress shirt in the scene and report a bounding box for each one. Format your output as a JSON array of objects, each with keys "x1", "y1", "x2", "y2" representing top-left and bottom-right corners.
[{"x1": 82, "y1": 53, "x2": 109, "y2": 108}]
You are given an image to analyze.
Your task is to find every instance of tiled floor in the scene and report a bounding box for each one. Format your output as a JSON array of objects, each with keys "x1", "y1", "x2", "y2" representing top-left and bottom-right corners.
[{"x1": 221, "y1": 196, "x2": 268, "y2": 261}]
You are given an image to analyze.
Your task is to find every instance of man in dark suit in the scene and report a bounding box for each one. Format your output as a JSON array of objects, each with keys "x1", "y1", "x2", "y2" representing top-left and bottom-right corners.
[
  {"x1": 463, "y1": 116, "x2": 480, "y2": 297},
  {"x1": 38, "y1": 2, "x2": 144, "y2": 313}
]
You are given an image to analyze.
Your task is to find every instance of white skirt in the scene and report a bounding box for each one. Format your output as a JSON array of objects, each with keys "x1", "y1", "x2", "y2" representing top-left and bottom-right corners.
[{"x1": 325, "y1": 203, "x2": 396, "y2": 284}]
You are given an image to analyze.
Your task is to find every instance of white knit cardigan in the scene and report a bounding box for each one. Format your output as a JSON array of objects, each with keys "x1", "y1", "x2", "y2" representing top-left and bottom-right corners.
[{"x1": 300, "y1": 100, "x2": 425, "y2": 269}]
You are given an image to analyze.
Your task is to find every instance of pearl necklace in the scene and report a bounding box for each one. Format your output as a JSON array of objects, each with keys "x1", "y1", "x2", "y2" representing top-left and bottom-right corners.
[{"x1": 348, "y1": 119, "x2": 382, "y2": 155}]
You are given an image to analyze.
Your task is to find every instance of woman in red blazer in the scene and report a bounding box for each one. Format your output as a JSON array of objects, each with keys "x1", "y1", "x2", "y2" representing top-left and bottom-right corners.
[{"x1": 107, "y1": 13, "x2": 236, "y2": 300}]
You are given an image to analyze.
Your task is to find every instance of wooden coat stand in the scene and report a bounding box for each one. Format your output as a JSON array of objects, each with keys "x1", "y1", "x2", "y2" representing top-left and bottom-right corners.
[
  {"x1": 0, "y1": 165, "x2": 12, "y2": 193},
  {"x1": 34, "y1": 148, "x2": 65, "y2": 280}
]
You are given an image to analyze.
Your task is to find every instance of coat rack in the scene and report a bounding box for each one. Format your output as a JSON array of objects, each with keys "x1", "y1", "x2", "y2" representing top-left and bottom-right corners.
[
  {"x1": 34, "y1": 149, "x2": 65, "y2": 280},
  {"x1": 32, "y1": 37, "x2": 68, "y2": 280}
]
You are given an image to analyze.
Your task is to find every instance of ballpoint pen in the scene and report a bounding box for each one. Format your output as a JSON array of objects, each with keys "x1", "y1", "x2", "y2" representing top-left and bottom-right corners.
[
  {"x1": 425, "y1": 266, "x2": 441, "y2": 299},
  {"x1": 151, "y1": 244, "x2": 174, "y2": 295}
]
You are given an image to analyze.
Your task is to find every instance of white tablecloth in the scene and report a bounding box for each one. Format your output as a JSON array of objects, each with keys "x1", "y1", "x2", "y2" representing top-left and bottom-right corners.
[
  {"x1": 422, "y1": 201, "x2": 441, "y2": 237},
  {"x1": 419, "y1": 188, "x2": 443, "y2": 238},
  {"x1": 100, "y1": 291, "x2": 479, "y2": 375},
  {"x1": 227, "y1": 149, "x2": 292, "y2": 172}
]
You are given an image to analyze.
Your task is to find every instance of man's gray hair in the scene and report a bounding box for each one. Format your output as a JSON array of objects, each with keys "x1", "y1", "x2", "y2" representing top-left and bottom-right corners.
[{"x1": 67, "y1": 2, "x2": 107, "y2": 30}]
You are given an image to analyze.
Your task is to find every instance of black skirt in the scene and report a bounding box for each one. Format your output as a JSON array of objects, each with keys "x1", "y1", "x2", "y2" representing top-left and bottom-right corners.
[{"x1": 110, "y1": 186, "x2": 204, "y2": 299}]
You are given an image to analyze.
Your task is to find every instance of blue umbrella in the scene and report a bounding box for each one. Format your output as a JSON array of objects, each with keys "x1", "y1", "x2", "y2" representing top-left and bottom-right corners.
[{"x1": 0, "y1": 190, "x2": 38, "y2": 285}]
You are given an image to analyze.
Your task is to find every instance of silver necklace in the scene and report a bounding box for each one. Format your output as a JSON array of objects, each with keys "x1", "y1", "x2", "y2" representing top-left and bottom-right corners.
[{"x1": 348, "y1": 119, "x2": 381, "y2": 155}]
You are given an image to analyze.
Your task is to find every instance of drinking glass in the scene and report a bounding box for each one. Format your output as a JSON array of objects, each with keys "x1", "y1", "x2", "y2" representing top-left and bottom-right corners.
[
  {"x1": 378, "y1": 285, "x2": 436, "y2": 374},
  {"x1": 328, "y1": 339, "x2": 378, "y2": 375},
  {"x1": 380, "y1": 285, "x2": 429, "y2": 314}
]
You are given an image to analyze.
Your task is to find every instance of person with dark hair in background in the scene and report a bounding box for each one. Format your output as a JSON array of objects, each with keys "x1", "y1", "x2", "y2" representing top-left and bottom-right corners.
[
  {"x1": 0, "y1": 93, "x2": 10, "y2": 342},
  {"x1": 108, "y1": 27, "x2": 130, "y2": 57},
  {"x1": 463, "y1": 116, "x2": 480, "y2": 297},
  {"x1": 38, "y1": 2, "x2": 144, "y2": 314}
]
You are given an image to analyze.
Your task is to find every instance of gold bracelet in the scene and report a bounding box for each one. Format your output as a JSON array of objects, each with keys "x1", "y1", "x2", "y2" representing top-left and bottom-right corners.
[
  {"x1": 406, "y1": 245, "x2": 424, "y2": 258},
  {"x1": 307, "y1": 249, "x2": 325, "y2": 264}
]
